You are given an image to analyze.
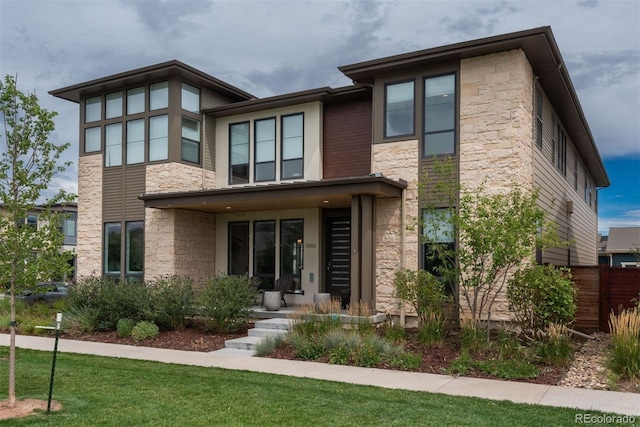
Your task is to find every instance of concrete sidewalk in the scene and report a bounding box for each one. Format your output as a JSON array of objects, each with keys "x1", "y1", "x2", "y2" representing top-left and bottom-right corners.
[{"x1": 2, "y1": 333, "x2": 639, "y2": 417}]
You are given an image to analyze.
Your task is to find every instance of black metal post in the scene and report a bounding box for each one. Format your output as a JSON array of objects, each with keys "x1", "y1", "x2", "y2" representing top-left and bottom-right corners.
[{"x1": 47, "y1": 313, "x2": 62, "y2": 414}]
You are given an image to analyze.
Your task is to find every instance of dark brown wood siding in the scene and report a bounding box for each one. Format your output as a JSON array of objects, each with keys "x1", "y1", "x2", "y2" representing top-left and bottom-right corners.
[
  {"x1": 103, "y1": 165, "x2": 145, "y2": 222},
  {"x1": 323, "y1": 95, "x2": 372, "y2": 179}
]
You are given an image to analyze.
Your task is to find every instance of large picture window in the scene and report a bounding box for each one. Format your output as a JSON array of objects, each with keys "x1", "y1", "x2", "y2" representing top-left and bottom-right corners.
[
  {"x1": 424, "y1": 74, "x2": 455, "y2": 156},
  {"x1": 230, "y1": 122, "x2": 249, "y2": 184},
  {"x1": 228, "y1": 221, "x2": 250, "y2": 276},
  {"x1": 280, "y1": 219, "x2": 304, "y2": 281},
  {"x1": 254, "y1": 220, "x2": 276, "y2": 290},
  {"x1": 181, "y1": 116, "x2": 200, "y2": 164},
  {"x1": 281, "y1": 114, "x2": 304, "y2": 179},
  {"x1": 255, "y1": 118, "x2": 276, "y2": 182},
  {"x1": 105, "y1": 123, "x2": 122, "y2": 167},
  {"x1": 126, "y1": 119, "x2": 145, "y2": 164},
  {"x1": 385, "y1": 81, "x2": 414, "y2": 138},
  {"x1": 422, "y1": 208, "x2": 455, "y2": 293},
  {"x1": 104, "y1": 222, "x2": 121, "y2": 275},
  {"x1": 126, "y1": 221, "x2": 144, "y2": 276},
  {"x1": 149, "y1": 115, "x2": 168, "y2": 161}
]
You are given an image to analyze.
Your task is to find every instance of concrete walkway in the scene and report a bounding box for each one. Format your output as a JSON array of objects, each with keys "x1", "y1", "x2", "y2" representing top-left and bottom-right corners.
[{"x1": 2, "y1": 333, "x2": 639, "y2": 417}]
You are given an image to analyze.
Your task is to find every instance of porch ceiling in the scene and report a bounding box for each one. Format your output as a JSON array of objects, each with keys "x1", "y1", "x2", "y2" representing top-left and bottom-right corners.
[{"x1": 139, "y1": 175, "x2": 407, "y2": 214}]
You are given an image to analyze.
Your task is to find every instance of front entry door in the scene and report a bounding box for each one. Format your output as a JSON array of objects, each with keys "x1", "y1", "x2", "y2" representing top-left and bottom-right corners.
[{"x1": 324, "y1": 212, "x2": 351, "y2": 301}]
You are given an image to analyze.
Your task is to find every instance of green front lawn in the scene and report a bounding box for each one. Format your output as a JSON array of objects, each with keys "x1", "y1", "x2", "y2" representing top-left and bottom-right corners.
[{"x1": 0, "y1": 347, "x2": 610, "y2": 426}]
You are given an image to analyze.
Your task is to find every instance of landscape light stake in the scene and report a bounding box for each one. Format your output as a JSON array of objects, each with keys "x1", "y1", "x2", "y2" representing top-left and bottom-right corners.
[{"x1": 36, "y1": 312, "x2": 63, "y2": 414}]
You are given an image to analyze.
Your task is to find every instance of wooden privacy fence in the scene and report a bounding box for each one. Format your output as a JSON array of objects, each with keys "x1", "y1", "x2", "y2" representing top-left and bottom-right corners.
[{"x1": 571, "y1": 265, "x2": 640, "y2": 332}]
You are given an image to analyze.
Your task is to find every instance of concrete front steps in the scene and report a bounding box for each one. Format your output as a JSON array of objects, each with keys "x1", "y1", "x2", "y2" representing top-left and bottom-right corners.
[{"x1": 221, "y1": 318, "x2": 292, "y2": 356}]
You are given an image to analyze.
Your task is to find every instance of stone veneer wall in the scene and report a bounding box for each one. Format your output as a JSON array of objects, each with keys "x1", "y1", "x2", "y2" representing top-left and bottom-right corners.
[
  {"x1": 144, "y1": 162, "x2": 217, "y2": 281},
  {"x1": 76, "y1": 155, "x2": 103, "y2": 278},
  {"x1": 459, "y1": 49, "x2": 535, "y2": 321},
  {"x1": 145, "y1": 162, "x2": 216, "y2": 193},
  {"x1": 372, "y1": 139, "x2": 420, "y2": 315}
]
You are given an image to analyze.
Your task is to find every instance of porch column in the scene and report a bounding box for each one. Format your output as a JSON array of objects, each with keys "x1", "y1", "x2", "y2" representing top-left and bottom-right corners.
[{"x1": 351, "y1": 195, "x2": 376, "y2": 309}]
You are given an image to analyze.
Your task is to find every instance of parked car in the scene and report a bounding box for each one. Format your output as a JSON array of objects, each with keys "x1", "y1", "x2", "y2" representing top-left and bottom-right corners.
[{"x1": 5, "y1": 282, "x2": 68, "y2": 305}]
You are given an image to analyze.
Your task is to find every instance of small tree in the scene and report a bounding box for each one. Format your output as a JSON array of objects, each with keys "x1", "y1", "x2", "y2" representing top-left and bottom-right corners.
[
  {"x1": 0, "y1": 75, "x2": 75, "y2": 407},
  {"x1": 420, "y1": 158, "x2": 564, "y2": 332}
]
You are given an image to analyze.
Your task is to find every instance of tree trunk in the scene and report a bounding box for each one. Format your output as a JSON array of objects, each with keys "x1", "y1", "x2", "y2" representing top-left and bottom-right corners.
[{"x1": 9, "y1": 291, "x2": 16, "y2": 407}]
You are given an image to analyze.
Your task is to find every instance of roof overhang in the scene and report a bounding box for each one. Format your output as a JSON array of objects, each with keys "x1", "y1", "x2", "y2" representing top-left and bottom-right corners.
[
  {"x1": 49, "y1": 60, "x2": 254, "y2": 103},
  {"x1": 204, "y1": 85, "x2": 370, "y2": 118},
  {"x1": 139, "y1": 176, "x2": 407, "y2": 214},
  {"x1": 339, "y1": 26, "x2": 609, "y2": 188}
]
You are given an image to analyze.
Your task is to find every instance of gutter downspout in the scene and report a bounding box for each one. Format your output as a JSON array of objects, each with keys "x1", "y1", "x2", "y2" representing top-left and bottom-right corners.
[{"x1": 400, "y1": 187, "x2": 406, "y2": 326}]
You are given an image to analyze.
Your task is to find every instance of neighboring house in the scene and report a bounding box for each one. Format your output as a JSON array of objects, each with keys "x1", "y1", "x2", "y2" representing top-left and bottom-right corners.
[
  {"x1": 50, "y1": 27, "x2": 608, "y2": 321},
  {"x1": 598, "y1": 227, "x2": 640, "y2": 267},
  {"x1": 0, "y1": 203, "x2": 77, "y2": 281}
]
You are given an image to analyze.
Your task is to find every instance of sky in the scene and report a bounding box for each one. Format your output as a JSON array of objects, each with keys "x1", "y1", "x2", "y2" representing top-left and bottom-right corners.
[{"x1": 0, "y1": 0, "x2": 638, "y2": 235}]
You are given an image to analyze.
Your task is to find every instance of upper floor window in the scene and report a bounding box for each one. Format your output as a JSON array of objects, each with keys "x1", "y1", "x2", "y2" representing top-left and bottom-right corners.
[
  {"x1": 106, "y1": 92, "x2": 122, "y2": 119},
  {"x1": 385, "y1": 80, "x2": 414, "y2": 138},
  {"x1": 255, "y1": 118, "x2": 276, "y2": 182},
  {"x1": 182, "y1": 83, "x2": 200, "y2": 113},
  {"x1": 126, "y1": 119, "x2": 145, "y2": 164},
  {"x1": 127, "y1": 87, "x2": 145, "y2": 115},
  {"x1": 26, "y1": 214, "x2": 38, "y2": 229},
  {"x1": 424, "y1": 74, "x2": 455, "y2": 156},
  {"x1": 281, "y1": 113, "x2": 303, "y2": 179},
  {"x1": 65, "y1": 218, "x2": 76, "y2": 237},
  {"x1": 556, "y1": 124, "x2": 567, "y2": 176},
  {"x1": 85, "y1": 96, "x2": 101, "y2": 123},
  {"x1": 573, "y1": 156, "x2": 578, "y2": 191},
  {"x1": 150, "y1": 82, "x2": 168, "y2": 110},
  {"x1": 535, "y1": 88, "x2": 543, "y2": 149},
  {"x1": 230, "y1": 122, "x2": 249, "y2": 184},
  {"x1": 149, "y1": 115, "x2": 168, "y2": 162},
  {"x1": 181, "y1": 116, "x2": 200, "y2": 164},
  {"x1": 105, "y1": 122, "x2": 122, "y2": 167},
  {"x1": 85, "y1": 126, "x2": 101, "y2": 153}
]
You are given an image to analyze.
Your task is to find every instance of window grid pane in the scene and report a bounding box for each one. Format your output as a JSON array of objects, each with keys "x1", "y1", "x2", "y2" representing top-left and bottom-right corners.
[
  {"x1": 385, "y1": 81, "x2": 414, "y2": 137},
  {"x1": 150, "y1": 82, "x2": 169, "y2": 110},
  {"x1": 105, "y1": 123, "x2": 122, "y2": 167},
  {"x1": 85, "y1": 96, "x2": 101, "y2": 123},
  {"x1": 127, "y1": 87, "x2": 145, "y2": 115},
  {"x1": 424, "y1": 74, "x2": 455, "y2": 156},
  {"x1": 182, "y1": 83, "x2": 200, "y2": 113},
  {"x1": 126, "y1": 221, "x2": 144, "y2": 274},
  {"x1": 84, "y1": 127, "x2": 101, "y2": 153},
  {"x1": 282, "y1": 114, "x2": 304, "y2": 179},
  {"x1": 149, "y1": 115, "x2": 168, "y2": 161},
  {"x1": 105, "y1": 223, "x2": 121, "y2": 274},
  {"x1": 106, "y1": 92, "x2": 122, "y2": 119},
  {"x1": 181, "y1": 116, "x2": 200, "y2": 163},
  {"x1": 230, "y1": 122, "x2": 249, "y2": 184},
  {"x1": 126, "y1": 119, "x2": 144, "y2": 164}
]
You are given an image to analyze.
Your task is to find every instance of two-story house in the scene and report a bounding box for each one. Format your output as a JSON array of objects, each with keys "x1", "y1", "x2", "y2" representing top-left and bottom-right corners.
[{"x1": 50, "y1": 27, "x2": 608, "y2": 320}]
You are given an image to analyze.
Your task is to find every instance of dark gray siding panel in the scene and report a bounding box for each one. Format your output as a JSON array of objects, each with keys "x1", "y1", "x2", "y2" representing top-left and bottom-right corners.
[
  {"x1": 103, "y1": 167, "x2": 123, "y2": 222},
  {"x1": 124, "y1": 165, "x2": 146, "y2": 220}
]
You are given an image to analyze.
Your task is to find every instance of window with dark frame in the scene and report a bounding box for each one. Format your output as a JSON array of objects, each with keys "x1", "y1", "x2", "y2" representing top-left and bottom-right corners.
[
  {"x1": 104, "y1": 222, "x2": 121, "y2": 275},
  {"x1": 84, "y1": 126, "x2": 101, "y2": 153},
  {"x1": 125, "y1": 221, "x2": 144, "y2": 278},
  {"x1": 230, "y1": 122, "x2": 250, "y2": 184},
  {"x1": 228, "y1": 221, "x2": 250, "y2": 277},
  {"x1": 424, "y1": 74, "x2": 456, "y2": 156},
  {"x1": 254, "y1": 118, "x2": 276, "y2": 182},
  {"x1": 422, "y1": 208, "x2": 455, "y2": 295},
  {"x1": 280, "y1": 219, "x2": 304, "y2": 283},
  {"x1": 106, "y1": 92, "x2": 122, "y2": 119},
  {"x1": 253, "y1": 220, "x2": 276, "y2": 290},
  {"x1": 105, "y1": 122, "x2": 122, "y2": 167},
  {"x1": 281, "y1": 113, "x2": 304, "y2": 180},
  {"x1": 385, "y1": 80, "x2": 414, "y2": 138},
  {"x1": 181, "y1": 116, "x2": 200, "y2": 164},
  {"x1": 556, "y1": 123, "x2": 567, "y2": 176},
  {"x1": 85, "y1": 96, "x2": 101, "y2": 123},
  {"x1": 149, "y1": 115, "x2": 168, "y2": 161},
  {"x1": 126, "y1": 119, "x2": 145, "y2": 164}
]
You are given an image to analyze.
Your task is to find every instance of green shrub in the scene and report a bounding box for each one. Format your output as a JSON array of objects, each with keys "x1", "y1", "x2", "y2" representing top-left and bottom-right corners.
[
  {"x1": 492, "y1": 328, "x2": 525, "y2": 360},
  {"x1": 148, "y1": 276, "x2": 198, "y2": 330},
  {"x1": 382, "y1": 323, "x2": 406, "y2": 343},
  {"x1": 63, "y1": 307, "x2": 100, "y2": 334},
  {"x1": 531, "y1": 323, "x2": 573, "y2": 365},
  {"x1": 448, "y1": 350, "x2": 539, "y2": 380},
  {"x1": 608, "y1": 307, "x2": 640, "y2": 379},
  {"x1": 460, "y1": 318, "x2": 489, "y2": 354},
  {"x1": 131, "y1": 321, "x2": 160, "y2": 342},
  {"x1": 507, "y1": 264, "x2": 576, "y2": 331},
  {"x1": 352, "y1": 335, "x2": 391, "y2": 367},
  {"x1": 418, "y1": 312, "x2": 446, "y2": 345},
  {"x1": 199, "y1": 274, "x2": 256, "y2": 333},
  {"x1": 393, "y1": 269, "x2": 451, "y2": 319},
  {"x1": 66, "y1": 277, "x2": 152, "y2": 330},
  {"x1": 288, "y1": 331, "x2": 326, "y2": 360},
  {"x1": 328, "y1": 342, "x2": 352, "y2": 365},
  {"x1": 117, "y1": 318, "x2": 136, "y2": 338}
]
